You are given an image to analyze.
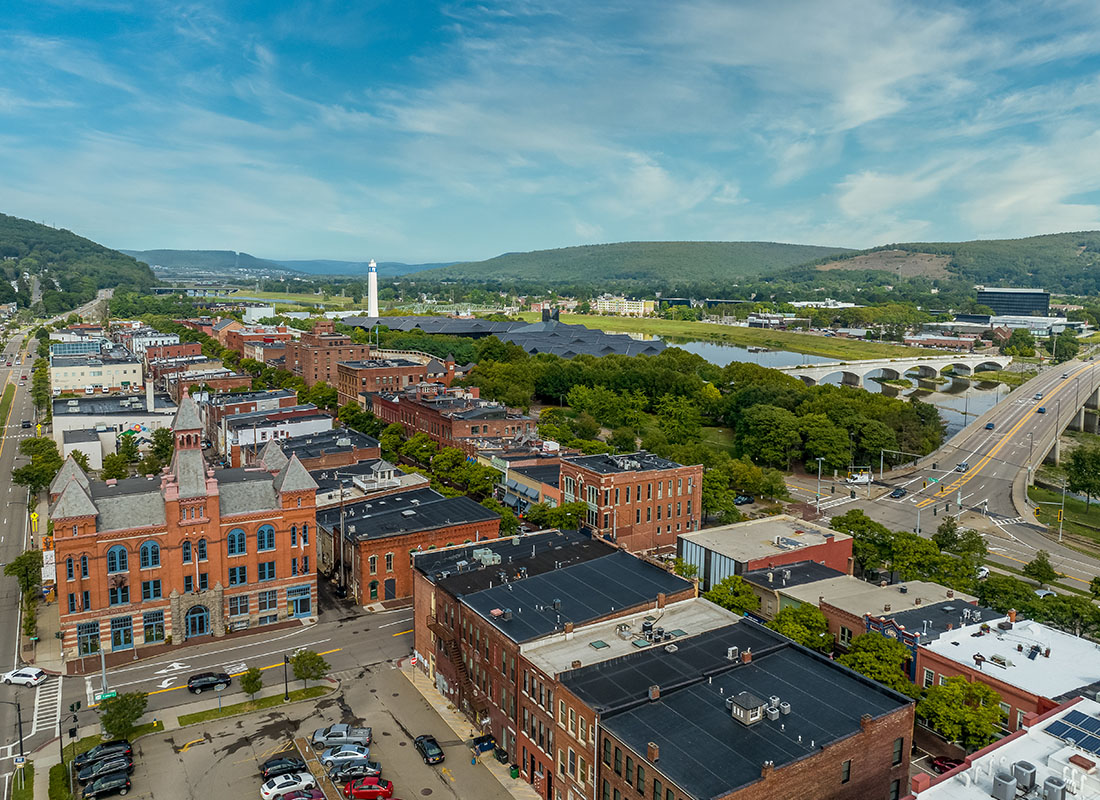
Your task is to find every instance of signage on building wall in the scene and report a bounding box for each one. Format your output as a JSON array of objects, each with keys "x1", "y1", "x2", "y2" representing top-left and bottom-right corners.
[{"x1": 41, "y1": 548, "x2": 56, "y2": 582}]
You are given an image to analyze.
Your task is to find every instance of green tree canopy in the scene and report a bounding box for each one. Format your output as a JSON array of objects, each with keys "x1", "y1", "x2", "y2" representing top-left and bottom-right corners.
[
  {"x1": 290, "y1": 649, "x2": 330, "y2": 688},
  {"x1": 703, "y1": 576, "x2": 760, "y2": 615},
  {"x1": 4, "y1": 549, "x2": 43, "y2": 595},
  {"x1": 766, "y1": 604, "x2": 831, "y2": 652},
  {"x1": 917, "y1": 677, "x2": 1005, "y2": 750},
  {"x1": 100, "y1": 453, "x2": 130, "y2": 481},
  {"x1": 1023, "y1": 550, "x2": 1060, "y2": 587},
  {"x1": 837, "y1": 633, "x2": 918, "y2": 696},
  {"x1": 99, "y1": 692, "x2": 149, "y2": 741}
]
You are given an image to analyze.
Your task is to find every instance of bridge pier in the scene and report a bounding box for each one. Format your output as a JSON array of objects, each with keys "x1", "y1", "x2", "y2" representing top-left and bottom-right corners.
[
  {"x1": 1088, "y1": 387, "x2": 1100, "y2": 411},
  {"x1": 1088, "y1": 409, "x2": 1100, "y2": 435},
  {"x1": 1044, "y1": 437, "x2": 1061, "y2": 466},
  {"x1": 1071, "y1": 407, "x2": 1086, "y2": 432}
]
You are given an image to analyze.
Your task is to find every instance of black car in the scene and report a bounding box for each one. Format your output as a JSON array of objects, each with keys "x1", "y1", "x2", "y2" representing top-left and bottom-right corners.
[
  {"x1": 187, "y1": 671, "x2": 231, "y2": 694},
  {"x1": 82, "y1": 771, "x2": 131, "y2": 798},
  {"x1": 889, "y1": 487, "x2": 907, "y2": 499},
  {"x1": 78, "y1": 756, "x2": 134, "y2": 784},
  {"x1": 260, "y1": 756, "x2": 308, "y2": 781},
  {"x1": 73, "y1": 741, "x2": 133, "y2": 770},
  {"x1": 733, "y1": 495, "x2": 754, "y2": 506},
  {"x1": 414, "y1": 735, "x2": 445, "y2": 764},
  {"x1": 328, "y1": 761, "x2": 382, "y2": 782},
  {"x1": 21, "y1": 420, "x2": 30, "y2": 429}
]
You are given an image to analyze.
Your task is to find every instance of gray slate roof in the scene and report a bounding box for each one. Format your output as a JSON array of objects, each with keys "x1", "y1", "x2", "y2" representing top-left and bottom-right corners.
[
  {"x1": 258, "y1": 440, "x2": 289, "y2": 472},
  {"x1": 273, "y1": 455, "x2": 318, "y2": 494},
  {"x1": 95, "y1": 489, "x2": 167, "y2": 532},
  {"x1": 51, "y1": 481, "x2": 98, "y2": 520},
  {"x1": 50, "y1": 455, "x2": 90, "y2": 496},
  {"x1": 219, "y1": 472, "x2": 279, "y2": 515},
  {"x1": 172, "y1": 392, "x2": 202, "y2": 431},
  {"x1": 173, "y1": 448, "x2": 209, "y2": 499}
]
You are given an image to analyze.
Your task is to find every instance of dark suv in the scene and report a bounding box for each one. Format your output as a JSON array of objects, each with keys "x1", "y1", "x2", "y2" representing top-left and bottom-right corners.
[
  {"x1": 78, "y1": 756, "x2": 134, "y2": 784},
  {"x1": 187, "y1": 672, "x2": 231, "y2": 694},
  {"x1": 73, "y1": 741, "x2": 133, "y2": 770},
  {"x1": 260, "y1": 756, "x2": 308, "y2": 781},
  {"x1": 328, "y1": 761, "x2": 382, "y2": 782},
  {"x1": 82, "y1": 772, "x2": 131, "y2": 798}
]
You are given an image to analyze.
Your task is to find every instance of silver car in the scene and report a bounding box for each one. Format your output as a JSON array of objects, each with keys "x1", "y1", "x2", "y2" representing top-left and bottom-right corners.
[{"x1": 319, "y1": 745, "x2": 370, "y2": 769}]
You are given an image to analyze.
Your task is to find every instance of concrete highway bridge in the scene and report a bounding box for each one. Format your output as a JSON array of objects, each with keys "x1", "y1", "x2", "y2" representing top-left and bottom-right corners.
[{"x1": 779, "y1": 354, "x2": 1013, "y2": 388}]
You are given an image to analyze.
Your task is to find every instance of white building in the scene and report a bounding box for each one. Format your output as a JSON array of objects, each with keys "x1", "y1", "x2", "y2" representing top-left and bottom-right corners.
[
  {"x1": 49, "y1": 354, "x2": 144, "y2": 393},
  {"x1": 243, "y1": 304, "x2": 276, "y2": 324},
  {"x1": 51, "y1": 387, "x2": 177, "y2": 456},
  {"x1": 128, "y1": 331, "x2": 180, "y2": 358},
  {"x1": 594, "y1": 296, "x2": 656, "y2": 316}
]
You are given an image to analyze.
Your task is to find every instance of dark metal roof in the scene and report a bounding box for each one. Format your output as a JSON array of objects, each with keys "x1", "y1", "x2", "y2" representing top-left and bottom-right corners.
[
  {"x1": 463, "y1": 550, "x2": 692, "y2": 643},
  {"x1": 512, "y1": 464, "x2": 560, "y2": 488},
  {"x1": 563, "y1": 450, "x2": 686, "y2": 475},
  {"x1": 309, "y1": 459, "x2": 397, "y2": 491},
  {"x1": 879, "y1": 600, "x2": 998, "y2": 644},
  {"x1": 280, "y1": 428, "x2": 380, "y2": 459},
  {"x1": 316, "y1": 487, "x2": 499, "y2": 541},
  {"x1": 52, "y1": 394, "x2": 176, "y2": 416},
  {"x1": 742, "y1": 560, "x2": 846, "y2": 591}
]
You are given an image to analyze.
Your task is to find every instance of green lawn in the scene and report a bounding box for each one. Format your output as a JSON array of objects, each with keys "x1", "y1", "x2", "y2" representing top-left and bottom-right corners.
[
  {"x1": 177, "y1": 686, "x2": 329, "y2": 726},
  {"x1": 13, "y1": 761, "x2": 33, "y2": 800},
  {"x1": 214, "y1": 289, "x2": 356, "y2": 308},
  {"x1": 0, "y1": 383, "x2": 15, "y2": 428},
  {"x1": 1028, "y1": 484, "x2": 1100, "y2": 547},
  {"x1": 516, "y1": 313, "x2": 931, "y2": 360},
  {"x1": 701, "y1": 426, "x2": 735, "y2": 452},
  {"x1": 972, "y1": 370, "x2": 1036, "y2": 387}
]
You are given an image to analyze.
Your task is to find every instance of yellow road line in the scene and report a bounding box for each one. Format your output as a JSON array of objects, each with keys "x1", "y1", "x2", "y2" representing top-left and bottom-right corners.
[
  {"x1": 917, "y1": 364, "x2": 1095, "y2": 508},
  {"x1": 392, "y1": 629, "x2": 412, "y2": 637},
  {"x1": 180, "y1": 738, "x2": 204, "y2": 752},
  {"x1": 992, "y1": 551, "x2": 1087, "y2": 585}
]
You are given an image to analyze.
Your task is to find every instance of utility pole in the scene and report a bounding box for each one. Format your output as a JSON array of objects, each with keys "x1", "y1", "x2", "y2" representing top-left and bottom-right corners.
[
  {"x1": 879, "y1": 449, "x2": 884, "y2": 480},
  {"x1": 915, "y1": 505, "x2": 921, "y2": 536},
  {"x1": 1059, "y1": 478, "x2": 1067, "y2": 543},
  {"x1": 338, "y1": 477, "x2": 346, "y2": 590},
  {"x1": 816, "y1": 457, "x2": 824, "y2": 514}
]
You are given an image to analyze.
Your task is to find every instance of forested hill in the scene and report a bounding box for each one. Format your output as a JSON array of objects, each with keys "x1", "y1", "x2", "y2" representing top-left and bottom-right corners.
[
  {"x1": 121, "y1": 249, "x2": 285, "y2": 273},
  {"x1": 413, "y1": 241, "x2": 855, "y2": 283},
  {"x1": 0, "y1": 213, "x2": 154, "y2": 313},
  {"x1": 805, "y1": 231, "x2": 1100, "y2": 294}
]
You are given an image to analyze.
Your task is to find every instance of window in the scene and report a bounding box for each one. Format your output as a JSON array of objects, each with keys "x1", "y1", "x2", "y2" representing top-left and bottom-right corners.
[
  {"x1": 229, "y1": 566, "x2": 247, "y2": 586},
  {"x1": 258, "y1": 589, "x2": 277, "y2": 612},
  {"x1": 666, "y1": 791, "x2": 674, "y2": 800},
  {"x1": 625, "y1": 757, "x2": 634, "y2": 786},
  {"x1": 82, "y1": 590, "x2": 90, "y2": 610},
  {"x1": 939, "y1": 674, "x2": 948, "y2": 686},
  {"x1": 568, "y1": 749, "x2": 576, "y2": 777},
  {"x1": 229, "y1": 595, "x2": 249, "y2": 616},
  {"x1": 652, "y1": 779, "x2": 661, "y2": 800},
  {"x1": 569, "y1": 709, "x2": 576, "y2": 735},
  {"x1": 999, "y1": 702, "x2": 1011, "y2": 724},
  {"x1": 143, "y1": 610, "x2": 165, "y2": 643},
  {"x1": 196, "y1": 538, "x2": 207, "y2": 561},
  {"x1": 290, "y1": 525, "x2": 297, "y2": 546},
  {"x1": 109, "y1": 585, "x2": 130, "y2": 605},
  {"x1": 139, "y1": 541, "x2": 160, "y2": 569},
  {"x1": 66, "y1": 557, "x2": 74, "y2": 581},
  {"x1": 890, "y1": 779, "x2": 900, "y2": 800},
  {"x1": 559, "y1": 699, "x2": 567, "y2": 725},
  {"x1": 839, "y1": 626, "x2": 853, "y2": 647},
  {"x1": 106, "y1": 545, "x2": 128, "y2": 573},
  {"x1": 257, "y1": 525, "x2": 275, "y2": 551},
  {"x1": 841, "y1": 760, "x2": 851, "y2": 784},
  {"x1": 227, "y1": 528, "x2": 246, "y2": 556},
  {"x1": 614, "y1": 747, "x2": 622, "y2": 775},
  {"x1": 602, "y1": 781, "x2": 610, "y2": 800},
  {"x1": 892, "y1": 737, "x2": 904, "y2": 766},
  {"x1": 182, "y1": 540, "x2": 192, "y2": 563},
  {"x1": 369, "y1": 555, "x2": 377, "y2": 575},
  {"x1": 184, "y1": 575, "x2": 194, "y2": 593},
  {"x1": 922, "y1": 668, "x2": 935, "y2": 688},
  {"x1": 258, "y1": 561, "x2": 276, "y2": 581},
  {"x1": 77, "y1": 622, "x2": 100, "y2": 655},
  {"x1": 141, "y1": 580, "x2": 161, "y2": 601},
  {"x1": 302, "y1": 556, "x2": 309, "y2": 573},
  {"x1": 199, "y1": 572, "x2": 208, "y2": 591},
  {"x1": 68, "y1": 593, "x2": 76, "y2": 613},
  {"x1": 1017, "y1": 710, "x2": 1026, "y2": 729},
  {"x1": 385, "y1": 553, "x2": 394, "y2": 572},
  {"x1": 81, "y1": 555, "x2": 89, "y2": 578},
  {"x1": 602, "y1": 739, "x2": 611, "y2": 766},
  {"x1": 636, "y1": 765, "x2": 644, "y2": 793},
  {"x1": 301, "y1": 524, "x2": 309, "y2": 545}
]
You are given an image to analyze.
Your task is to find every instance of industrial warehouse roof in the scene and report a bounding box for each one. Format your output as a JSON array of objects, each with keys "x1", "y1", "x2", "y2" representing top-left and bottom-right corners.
[
  {"x1": 52, "y1": 394, "x2": 176, "y2": 416},
  {"x1": 463, "y1": 550, "x2": 692, "y2": 643},
  {"x1": 562, "y1": 622, "x2": 911, "y2": 800},
  {"x1": 316, "y1": 487, "x2": 499, "y2": 541}
]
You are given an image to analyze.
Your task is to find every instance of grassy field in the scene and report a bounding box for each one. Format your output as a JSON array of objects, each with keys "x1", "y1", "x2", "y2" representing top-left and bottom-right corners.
[
  {"x1": 177, "y1": 686, "x2": 329, "y2": 726},
  {"x1": 972, "y1": 370, "x2": 1037, "y2": 387},
  {"x1": 701, "y1": 426, "x2": 735, "y2": 452},
  {"x1": 1028, "y1": 484, "x2": 1100, "y2": 547},
  {"x1": 0, "y1": 383, "x2": 15, "y2": 428},
  {"x1": 517, "y1": 313, "x2": 930, "y2": 360}
]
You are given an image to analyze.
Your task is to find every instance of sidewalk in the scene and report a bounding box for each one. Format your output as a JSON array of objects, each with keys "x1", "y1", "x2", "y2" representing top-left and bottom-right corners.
[{"x1": 399, "y1": 663, "x2": 541, "y2": 800}]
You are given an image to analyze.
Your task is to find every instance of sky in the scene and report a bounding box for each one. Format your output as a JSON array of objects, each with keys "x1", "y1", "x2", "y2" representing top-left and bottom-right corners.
[{"x1": 3, "y1": 0, "x2": 1100, "y2": 263}]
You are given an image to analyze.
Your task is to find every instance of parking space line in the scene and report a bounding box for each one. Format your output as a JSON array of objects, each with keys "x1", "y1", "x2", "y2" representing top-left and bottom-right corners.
[{"x1": 180, "y1": 738, "x2": 204, "y2": 752}]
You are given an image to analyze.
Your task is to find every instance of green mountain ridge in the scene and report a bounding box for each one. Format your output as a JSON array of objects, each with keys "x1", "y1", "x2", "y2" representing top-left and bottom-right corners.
[{"x1": 122, "y1": 249, "x2": 447, "y2": 277}]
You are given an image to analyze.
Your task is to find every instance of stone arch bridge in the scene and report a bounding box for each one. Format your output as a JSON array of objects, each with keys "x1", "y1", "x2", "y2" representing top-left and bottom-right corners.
[{"x1": 779, "y1": 354, "x2": 1013, "y2": 388}]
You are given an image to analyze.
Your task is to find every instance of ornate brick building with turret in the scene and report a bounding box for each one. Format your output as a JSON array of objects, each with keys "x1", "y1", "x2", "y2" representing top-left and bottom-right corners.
[{"x1": 49, "y1": 391, "x2": 319, "y2": 662}]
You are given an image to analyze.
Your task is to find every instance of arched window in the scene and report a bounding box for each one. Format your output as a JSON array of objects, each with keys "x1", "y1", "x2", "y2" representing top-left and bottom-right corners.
[
  {"x1": 368, "y1": 555, "x2": 377, "y2": 575},
  {"x1": 139, "y1": 541, "x2": 160, "y2": 569},
  {"x1": 182, "y1": 540, "x2": 192, "y2": 564},
  {"x1": 196, "y1": 538, "x2": 208, "y2": 561},
  {"x1": 80, "y1": 555, "x2": 89, "y2": 578},
  {"x1": 290, "y1": 525, "x2": 297, "y2": 547},
  {"x1": 301, "y1": 523, "x2": 309, "y2": 545},
  {"x1": 106, "y1": 546, "x2": 128, "y2": 573},
  {"x1": 257, "y1": 525, "x2": 275, "y2": 552},
  {"x1": 227, "y1": 529, "x2": 246, "y2": 556},
  {"x1": 66, "y1": 557, "x2": 74, "y2": 581}
]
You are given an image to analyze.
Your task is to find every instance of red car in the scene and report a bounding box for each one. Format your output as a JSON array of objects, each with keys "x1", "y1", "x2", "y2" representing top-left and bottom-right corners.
[
  {"x1": 931, "y1": 756, "x2": 964, "y2": 774},
  {"x1": 343, "y1": 778, "x2": 394, "y2": 799}
]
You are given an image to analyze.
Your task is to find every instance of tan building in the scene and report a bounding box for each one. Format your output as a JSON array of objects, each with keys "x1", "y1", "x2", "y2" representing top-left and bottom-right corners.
[{"x1": 50, "y1": 354, "x2": 144, "y2": 393}]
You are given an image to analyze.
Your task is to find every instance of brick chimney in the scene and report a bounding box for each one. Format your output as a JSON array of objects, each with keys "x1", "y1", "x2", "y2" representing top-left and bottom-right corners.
[
  {"x1": 1008, "y1": 608, "x2": 1017, "y2": 624},
  {"x1": 911, "y1": 773, "x2": 931, "y2": 794},
  {"x1": 565, "y1": 622, "x2": 574, "y2": 633},
  {"x1": 760, "y1": 761, "x2": 774, "y2": 780},
  {"x1": 741, "y1": 648, "x2": 753, "y2": 664},
  {"x1": 571, "y1": 660, "x2": 581, "y2": 670},
  {"x1": 860, "y1": 713, "x2": 872, "y2": 730},
  {"x1": 656, "y1": 592, "x2": 667, "y2": 609},
  {"x1": 947, "y1": 589, "x2": 954, "y2": 598},
  {"x1": 648, "y1": 685, "x2": 660, "y2": 701},
  {"x1": 647, "y1": 742, "x2": 659, "y2": 763}
]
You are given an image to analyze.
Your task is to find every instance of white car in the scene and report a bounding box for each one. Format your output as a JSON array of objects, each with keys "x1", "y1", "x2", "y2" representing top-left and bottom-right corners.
[
  {"x1": 259, "y1": 772, "x2": 316, "y2": 800},
  {"x1": 2, "y1": 667, "x2": 47, "y2": 687},
  {"x1": 975, "y1": 566, "x2": 990, "y2": 580}
]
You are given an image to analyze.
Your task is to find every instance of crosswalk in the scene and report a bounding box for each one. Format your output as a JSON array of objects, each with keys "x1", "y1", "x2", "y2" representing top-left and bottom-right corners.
[
  {"x1": 30, "y1": 676, "x2": 62, "y2": 736},
  {"x1": 992, "y1": 516, "x2": 1024, "y2": 528},
  {"x1": 816, "y1": 495, "x2": 859, "y2": 511}
]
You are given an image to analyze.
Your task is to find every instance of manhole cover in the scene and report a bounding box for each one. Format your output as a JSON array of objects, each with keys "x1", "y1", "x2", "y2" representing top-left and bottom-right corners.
[
  {"x1": 399, "y1": 741, "x2": 407, "y2": 746},
  {"x1": 420, "y1": 789, "x2": 432, "y2": 796},
  {"x1": 392, "y1": 693, "x2": 399, "y2": 697}
]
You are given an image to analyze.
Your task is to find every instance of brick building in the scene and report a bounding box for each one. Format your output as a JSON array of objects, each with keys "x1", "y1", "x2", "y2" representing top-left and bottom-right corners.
[
  {"x1": 500, "y1": 463, "x2": 561, "y2": 513},
  {"x1": 741, "y1": 560, "x2": 848, "y2": 620},
  {"x1": 224, "y1": 405, "x2": 332, "y2": 467},
  {"x1": 259, "y1": 427, "x2": 381, "y2": 471},
  {"x1": 560, "y1": 452, "x2": 703, "y2": 552},
  {"x1": 370, "y1": 384, "x2": 536, "y2": 454},
  {"x1": 677, "y1": 515, "x2": 854, "y2": 593},
  {"x1": 309, "y1": 457, "x2": 428, "y2": 508},
  {"x1": 223, "y1": 324, "x2": 293, "y2": 356},
  {"x1": 336, "y1": 358, "x2": 430, "y2": 406},
  {"x1": 412, "y1": 538, "x2": 694, "y2": 769},
  {"x1": 167, "y1": 372, "x2": 253, "y2": 403},
  {"x1": 48, "y1": 392, "x2": 319, "y2": 661},
  {"x1": 145, "y1": 342, "x2": 202, "y2": 362},
  {"x1": 865, "y1": 599, "x2": 995, "y2": 683},
  {"x1": 316, "y1": 486, "x2": 501, "y2": 603},
  {"x1": 284, "y1": 319, "x2": 374, "y2": 388},
  {"x1": 201, "y1": 389, "x2": 298, "y2": 448},
  {"x1": 562, "y1": 621, "x2": 915, "y2": 800},
  {"x1": 211, "y1": 318, "x2": 242, "y2": 348}
]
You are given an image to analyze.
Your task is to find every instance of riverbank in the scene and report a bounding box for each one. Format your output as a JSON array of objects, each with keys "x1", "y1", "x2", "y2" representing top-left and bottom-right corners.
[{"x1": 517, "y1": 313, "x2": 931, "y2": 360}]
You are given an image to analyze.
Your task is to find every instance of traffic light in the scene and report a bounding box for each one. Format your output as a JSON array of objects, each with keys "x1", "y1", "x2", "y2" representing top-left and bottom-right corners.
[
  {"x1": 68, "y1": 701, "x2": 81, "y2": 712},
  {"x1": 1034, "y1": 507, "x2": 1042, "y2": 518},
  {"x1": 1058, "y1": 509, "x2": 1064, "y2": 521},
  {"x1": 932, "y1": 463, "x2": 938, "y2": 470}
]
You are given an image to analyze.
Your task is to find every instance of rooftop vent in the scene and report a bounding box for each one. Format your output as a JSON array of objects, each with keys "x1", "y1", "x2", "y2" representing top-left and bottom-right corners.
[
  {"x1": 992, "y1": 771, "x2": 1018, "y2": 799},
  {"x1": 1013, "y1": 761, "x2": 1036, "y2": 792},
  {"x1": 401, "y1": 509, "x2": 416, "y2": 517},
  {"x1": 664, "y1": 644, "x2": 678, "y2": 654},
  {"x1": 502, "y1": 608, "x2": 513, "y2": 621},
  {"x1": 766, "y1": 707, "x2": 780, "y2": 721}
]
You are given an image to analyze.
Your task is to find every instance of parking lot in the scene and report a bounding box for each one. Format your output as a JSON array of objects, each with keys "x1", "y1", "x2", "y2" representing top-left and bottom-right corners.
[{"x1": 123, "y1": 664, "x2": 513, "y2": 800}]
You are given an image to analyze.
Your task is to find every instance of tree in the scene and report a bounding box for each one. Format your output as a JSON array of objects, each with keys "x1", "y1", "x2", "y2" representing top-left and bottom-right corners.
[
  {"x1": 1023, "y1": 550, "x2": 1060, "y2": 587},
  {"x1": 290, "y1": 649, "x2": 330, "y2": 688},
  {"x1": 799, "y1": 413, "x2": 851, "y2": 471},
  {"x1": 239, "y1": 667, "x2": 263, "y2": 701},
  {"x1": 671, "y1": 558, "x2": 698, "y2": 580},
  {"x1": 70, "y1": 450, "x2": 91, "y2": 472},
  {"x1": 704, "y1": 575, "x2": 759, "y2": 614},
  {"x1": 655, "y1": 396, "x2": 701, "y2": 444},
  {"x1": 608, "y1": 427, "x2": 637, "y2": 452},
  {"x1": 1000, "y1": 327, "x2": 1035, "y2": 357},
  {"x1": 138, "y1": 455, "x2": 162, "y2": 475},
  {"x1": 917, "y1": 677, "x2": 1005, "y2": 750},
  {"x1": 480, "y1": 498, "x2": 518, "y2": 537},
  {"x1": 100, "y1": 453, "x2": 130, "y2": 480},
  {"x1": 12, "y1": 436, "x2": 64, "y2": 494},
  {"x1": 99, "y1": 692, "x2": 148, "y2": 740},
  {"x1": 1091, "y1": 576, "x2": 1100, "y2": 600},
  {"x1": 837, "y1": 633, "x2": 918, "y2": 696},
  {"x1": 118, "y1": 435, "x2": 139, "y2": 464},
  {"x1": 379, "y1": 423, "x2": 405, "y2": 458},
  {"x1": 151, "y1": 427, "x2": 175, "y2": 462},
  {"x1": 766, "y1": 604, "x2": 831, "y2": 651},
  {"x1": 3, "y1": 549, "x2": 43, "y2": 595},
  {"x1": 1066, "y1": 446, "x2": 1100, "y2": 511},
  {"x1": 569, "y1": 412, "x2": 600, "y2": 441}
]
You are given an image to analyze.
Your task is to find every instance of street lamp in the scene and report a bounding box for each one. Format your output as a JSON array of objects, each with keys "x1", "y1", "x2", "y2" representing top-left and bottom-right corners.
[
  {"x1": 815, "y1": 457, "x2": 824, "y2": 514},
  {"x1": 0, "y1": 699, "x2": 25, "y2": 758},
  {"x1": 283, "y1": 655, "x2": 290, "y2": 701}
]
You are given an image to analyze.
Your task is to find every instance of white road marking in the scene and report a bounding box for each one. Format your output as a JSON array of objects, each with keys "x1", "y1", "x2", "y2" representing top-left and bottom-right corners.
[
  {"x1": 153, "y1": 661, "x2": 191, "y2": 675},
  {"x1": 378, "y1": 618, "x2": 413, "y2": 628},
  {"x1": 156, "y1": 677, "x2": 178, "y2": 689},
  {"x1": 29, "y1": 676, "x2": 62, "y2": 736}
]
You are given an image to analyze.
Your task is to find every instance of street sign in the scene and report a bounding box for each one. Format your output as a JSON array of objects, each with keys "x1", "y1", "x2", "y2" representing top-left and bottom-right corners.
[
  {"x1": 14, "y1": 756, "x2": 25, "y2": 767},
  {"x1": 94, "y1": 690, "x2": 117, "y2": 702},
  {"x1": 35, "y1": 423, "x2": 41, "y2": 435},
  {"x1": 214, "y1": 683, "x2": 227, "y2": 692}
]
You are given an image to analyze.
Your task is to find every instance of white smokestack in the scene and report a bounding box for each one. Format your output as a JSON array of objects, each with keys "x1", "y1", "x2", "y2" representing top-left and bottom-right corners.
[{"x1": 367, "y1": 258, "x2": 379, "y2": 318}]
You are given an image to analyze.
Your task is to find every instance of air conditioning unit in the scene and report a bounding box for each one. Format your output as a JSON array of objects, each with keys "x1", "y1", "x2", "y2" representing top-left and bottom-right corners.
[{"x1": 766, "y1": 707, "x2": 780, "y2": 721}]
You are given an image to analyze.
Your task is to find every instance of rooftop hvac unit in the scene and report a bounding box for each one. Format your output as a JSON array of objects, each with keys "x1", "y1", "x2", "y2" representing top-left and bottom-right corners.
[
  {"x1": 1013, "y1": 761, "x2": 1036, "y2": 792},
  {"x1": 336, "y1": 437, "x2": 351, "y2": 447},
  {"x1": 779, "y1": 702, "x2": 791, "y2": 715},
  {"x1": 991, "y1": 773, "x2": 1017, "y2": 800},
  {"x1": 664, "y1": 644, "x2": 678, "y2": 654},
  {"x1": 401, "y1": 509, "x2": 416, "y2": 517},
  {"x1": 766, "y1": 707, "x2": 780, "y2": 721},
  {"x1": 1043, "y1": 776, "x2": 1067, "y2": 800},
  {"x1": 769, "y1": 695, "x2": 780, "y2": 707},
  {"x1": 726, "y1": 646, "x2": 739, "y2": 661}
]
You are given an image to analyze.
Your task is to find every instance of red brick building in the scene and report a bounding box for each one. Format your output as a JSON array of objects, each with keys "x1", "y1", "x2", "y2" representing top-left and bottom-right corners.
[
  {"x1": 316, "y1": 487, "x2": 501, "y2": 603},
  {"x1": 201, "y1": 389, "x2": 299, "y2": 446},
  {"x1": 49, "y1": 392, "x2": 319, "y2": 663},
  {"x1": 145, "y1": 342, "x2": 202, "y2": 362},
  {"x1": 250, "y1": 428, "x2": 382, "y2": 472},
  {"x1": 223, "y1": 324, "x2": 293, "y2": 356},
  {"x1": 284, "y1": 319, "x2": 375, "y2": 388},
  {"x1": 370, "y1": 384, "x2": 535, "y2": 454},
  {"x1": 336, "y1": 358, "x2": 430, "y2": 407},
  {"x1": 167, "y1": 372, "x2": 253, "y2": 404},
  {"x1": 561, "y1": 451, "x2": 704, "y2": 553}
]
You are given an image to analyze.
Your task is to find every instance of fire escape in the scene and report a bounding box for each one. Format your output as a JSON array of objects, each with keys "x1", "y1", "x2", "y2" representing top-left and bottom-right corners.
[{"x1": 426, "y1": 615, "x2": 489, "y2": 720}]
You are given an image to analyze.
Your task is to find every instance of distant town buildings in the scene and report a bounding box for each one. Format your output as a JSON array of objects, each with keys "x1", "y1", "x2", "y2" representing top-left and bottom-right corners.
[
  {"x1": 284, "y1": 318, "x2": 374, "y2": 387},
  {"x1": 593, "y1": 295, "x2": 656, "y2": 316}
]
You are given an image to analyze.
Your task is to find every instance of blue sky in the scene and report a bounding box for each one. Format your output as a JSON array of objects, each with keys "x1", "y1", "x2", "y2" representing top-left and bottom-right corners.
[{"x1": 3, "y1": 1, "x2": 1100, "y2": 263}]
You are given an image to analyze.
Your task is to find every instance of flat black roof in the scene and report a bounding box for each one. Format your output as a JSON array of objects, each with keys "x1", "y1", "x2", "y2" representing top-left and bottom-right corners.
[
  {"x1": 564, "y1": 622, "x2": 911, "y2": 800},
  {"x1": 463, "y1": 550, "x2": 692, "y2": 643},
  {"x1": 742, "y1": 560, "x2": 846, "y2": 591},
  {"x1": 881, "y1": 600, "x2": 998, "y2": 644},
  {"x1": 422, "y1": 530, "x2": 613, "y2": 597},
  {"x1": 512, "y1": 464, "x2": 561, "y2": 487},
  {"x1": 316, "y1": 487, "x2": 499, "y2": 541},
  {"x1": 280, "y1": 428, "x2": 380, "y2": 459},
  {"x1": 563, "y1": 451, "x2": 687, "y2": 474}
]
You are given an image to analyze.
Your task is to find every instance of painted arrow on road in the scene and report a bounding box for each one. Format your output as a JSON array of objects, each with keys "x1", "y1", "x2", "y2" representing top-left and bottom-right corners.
[
  {"x1": 154, "y1": 662, "x2": 191, "y2": 675},
  {"x1": 157, "y1": 677, "x2": 179, "y2": 689}
]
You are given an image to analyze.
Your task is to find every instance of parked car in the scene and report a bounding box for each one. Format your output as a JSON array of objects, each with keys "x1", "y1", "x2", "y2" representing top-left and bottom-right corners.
[
  {"x1": 82, "y1": 772, "x2": 131, "y2": 799},
  {"x1": 313, "y1": 723, "x2": 372, "y2": 749},
  {"x1": 1035, "y1": 589, "x2": 1056, "y2": 598},
  {"x1": 260, "y1": 772, "x2": 316, "y2": 800},
  {"x1": 74, "y1": 741, "x2": 133, "y2": 771},
  {"x1": 733, "y1": 495, "x2": 754, "y2": 506},
  {"x1": 320, "y1": 745, "x2": 372, "y2": 769},
  {"x1": 328, "y1": 761, "x2": 382, "y2": 782},
  {"x1": 342, "y1": 778, "x2": 394, "y2": 799},
  {"x1": 930, "y1": 756, "x2": 963, "y2": 774},
  {"x1": 985, "y1": 422, "x2": 995, "y2": 430},
  {"x1": 2, "y1": 667, "x2": 46, "y2": 686},
  {"x1": 976, "y1": 566, "x2": 990, "y2": 580},
  {"x1": 414, "y1": 735, "x2": 444, "y2": 764},
  {"x1": 280, "y1": 791, "x2": 325, "y2": 800},
  {"x1": 187, "y1": 672, "x2": 231, "y2": 694},
  {"x1": 889, "y1": 487, "x2": 907, "y2": 499},
  {"x1": 260, "y1": 756, "x2": 307, "y2": 781},
  {"x1": 78, "y1": 757, "x2": 134, "y2": 784}
]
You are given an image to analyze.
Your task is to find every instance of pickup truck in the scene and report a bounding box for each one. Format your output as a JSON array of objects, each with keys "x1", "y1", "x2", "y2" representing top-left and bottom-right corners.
[{"x1": 311, "y1": 724, "x2": 372, "y2": 749}]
